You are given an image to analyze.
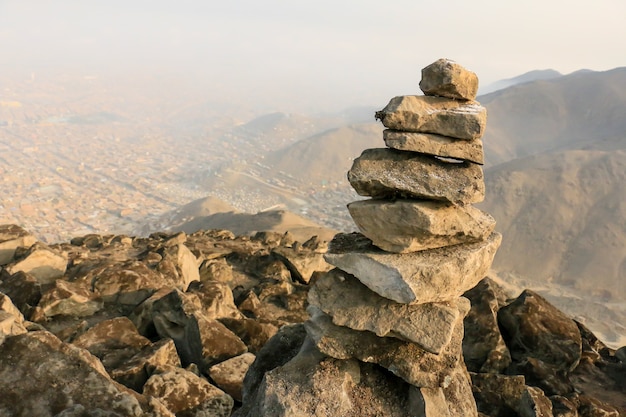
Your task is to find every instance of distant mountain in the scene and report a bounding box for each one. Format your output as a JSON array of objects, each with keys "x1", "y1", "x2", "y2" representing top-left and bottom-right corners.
[
  {"x1": 479, "y1": 69, "x2": 562, "y2": 95},
  {"x1": 481, "y1": 67, "x2": 626, "y2": 166}
]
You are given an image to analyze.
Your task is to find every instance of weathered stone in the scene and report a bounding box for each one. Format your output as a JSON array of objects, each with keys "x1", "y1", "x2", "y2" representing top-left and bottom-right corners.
[
  {"x1": 305, "y1": 307, "x2": 464, "y2": 387},
  {"x1": 348, "y1": 199, "x2": 495, "y2": 253},
  {"x1": 309, "y1": 268, "x2": 469, "y2": 353},
  {"x1": 409, "y1": 386, "x2": 452, "y2": 417},
  {"x1": 199, "y1": 258, "x2": 234, "y2": 283},
  {"x1": 0, "y1": 310, "x2": 27, "y2": 345},
  {"x1": 375, "y1": 95, "x2": 487, "y2": 139},
  {"x1": 129, "y1": 288, "x2": 173, "y2": 338},
  {"x1": 384, "y1": 129, "x2": 484, "y2": 164},
  {"x1": 325, "y1": 232, "x2": 501, "y2": 304},
  {"x1": 519, "y1": 386, "x2": 554, "y2": 417},
  {"x1": 143, "y1": 367, "x2": 234, "y2": 417},
  {"x1": 419, "y1": 58, "x2": 479, "y2": 100},
  {"x1": 550, "y1": 395, "x2": 578, "y2": 417},
  {"x1": 0, "y1": 270, "x2": 42, "y2": 318},
  {"x1": 0, "y1": 224, "x2": 38, "y2": 266},
  {"x1": 156, "y1": 242, "x2": 200, "y2": 291},
  {"x1": 72, "y1": 317, "x2": 151, "y2": 371},
  {"x1": 499, "y1": 290, "x2": 582, "y2": 373},
  {"x1": 577, "y1": 394, "x2": 620, "y2": 417},
  {"x1": 0, "y1": 331, "x2": 149, "y2": 416},
  {"x1": 348, "y1": 148, "x2": 485, "y2": 204},
  {"x1": 513, "y1": 357, "x2": 574, "y2": 396},
  {"x1": 209, "y1": 352, "x2": 256, "y2": 401},
  {"x1": 443, "y1": 368, "x2": 479, "y2": 417},
  {"x1": 463, "y1": 277, "x2": 512, "y2": 373},
  {"x1": 272, "y1": 246, "x2": 332, "y2": 284},
  {"x1": 4, "y1": 242, "x2": 67, "y2": 284},
  {"x1": 151, "y1": 289, "x2": 247, "y2": 371},
  {"x1": 186, "y1": 280, "x2": 244, "y2": 320},
  {"x1": 34, "y1": 279, "x2": 103, "y2": 320},
  {"x1": 218, "y1": 317, "x2": 279, "y2": 354},
  {"x1": 111, "y1": 338, "x2": 181, "y2": 393}
]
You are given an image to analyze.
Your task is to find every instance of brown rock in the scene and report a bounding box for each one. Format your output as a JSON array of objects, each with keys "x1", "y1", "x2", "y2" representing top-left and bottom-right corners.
[
  {"x1": 305, "y1": 307, "x2": 465, "y2": 388},
  {"x1": 271, "y1": 246, "x2": 332, "y2": 284},
  {"x1": 308, "y1": 269, "x2": 469, "y2": 354},
  {"x1": 0, "y1": 224, "x2": 38, "y2": 265},
  {"x1": 186, "y1": 280, "x2": 243, "y2": 320},
  {"x1": 375, "y1": 95, "x2": 486, "y2": 140},
  {"x1": 4, "y1": 242, "x2": 67, "y2": 284},
  {"x1": 419, "y1": 58, "x2": 479, "y2": 100},
  {"x1": 143, "y1": 367, "x2": 234, "y2": 417},
  {"x1": 348, "y1": 199, "x2": 495, "y2": 253},
  {"x1": 348, "y1": 148, "x2": 485, "y2": 204},
  {"x1": 218, "y1": 317, "x2": 279, "y2": 354},
  {"x1": 34, "y1": 279, "x2": 103, "y2": 320},
  {"x1": 156, "y1": 242, "x2": 200, "y2": 291},
  {"x1": 0, "y1": 271, "x2": 42, "y2": 318},
  {"x1": 208, "y1": 352, "x2": 256, "y2": 401},
  {"x1": 325, "y1": 232, "x2": 501, "y2": 304},
  {"x1": 0, "y1": 295, "x2": 28, "y2": 344},
  {"x1": 384, "y1": 129, "x2": 484, "y2": 164}
]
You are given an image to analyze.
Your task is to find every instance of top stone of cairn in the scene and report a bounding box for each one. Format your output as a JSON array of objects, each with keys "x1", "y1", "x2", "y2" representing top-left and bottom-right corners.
[{"x1": 419, "y1": 58, "x2": 478, "y2": 101}]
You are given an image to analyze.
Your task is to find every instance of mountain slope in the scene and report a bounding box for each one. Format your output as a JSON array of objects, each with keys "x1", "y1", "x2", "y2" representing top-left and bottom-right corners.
[{"x1": 479, "y1": 69, "x2": 562, "y2": 95}]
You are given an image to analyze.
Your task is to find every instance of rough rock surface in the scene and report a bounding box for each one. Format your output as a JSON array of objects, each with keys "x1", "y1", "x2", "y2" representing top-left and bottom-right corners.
[
  {"x1": 419, "y1": 58, "x2": 479, "y2": 100},
  {"x1": 375, "y1": 95, "x2": 487, "y2": 140},
  {"x1": 0, "y1": 224, "x2": 37, "y2": 265},
  {"x1": 209, "y1": 352, "x2": 256, "y2": 401},
  {"x1": 308, "y1": 268, "x2": 469, "y2": 353},
  {"x1": 348, "y1": 148, "x2": 485, "y2": 204},
  {"x1": 4, "y1": 242, "x2": 67, "y2": 284},
  {"x1": 325, "y1": 232, "x2": 501, "y2": 304},
  {"x1": 384, "y1": 128, "x2": 484, "y2": 164},
  {"x1": 348, "y1": 198, "x2": 495, "y2": 253}
]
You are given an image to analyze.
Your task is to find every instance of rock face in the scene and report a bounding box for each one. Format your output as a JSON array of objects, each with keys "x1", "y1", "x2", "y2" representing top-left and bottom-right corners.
[{"x1": 241, "y1": 59, "x2": 495, "y2": 416}]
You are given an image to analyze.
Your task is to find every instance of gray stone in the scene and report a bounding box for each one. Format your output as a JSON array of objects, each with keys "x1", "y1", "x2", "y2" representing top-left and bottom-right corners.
[
  {"x1": 419, "y1": 58, "x2": 479, "y2": 100},
  {"x1": 305, "y1": 307, "x2": 465, "y2": 388},
  {"x1": 143, "y1": 367, "x2": 234, "y2": 417},
  {"x1": 0, "y1": 224, "x2": 37, "y2": 266},
  {"x1": 324, "y1": 232, "x2": 501, "y2": 304},
  {"x1": 442, "y1": 368, "x2": 479, "y2": 417},
  {"x1": 348, "y1": 199, "x2": 495, "y2": 253},
  {"x1": 384, "y1": 128, "x2": 484, "y2": 164},
  {"x1": 348, "y1": 148, "x2": 485, "y2": 204},
  {"x1": 375, "y1": 95, "x2": 486, "y2": 140},
  {"x1": 308, "y1": 269, "x2": 469, "y2": 354},
  {"x1": 208, "y1": 352, "x2": 256, "y2": 402}
]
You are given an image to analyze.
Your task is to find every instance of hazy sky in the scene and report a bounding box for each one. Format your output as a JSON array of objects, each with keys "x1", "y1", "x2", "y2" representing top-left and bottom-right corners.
[{"x1": 1, "y1": 0, "x2": 625, "y2": 112}]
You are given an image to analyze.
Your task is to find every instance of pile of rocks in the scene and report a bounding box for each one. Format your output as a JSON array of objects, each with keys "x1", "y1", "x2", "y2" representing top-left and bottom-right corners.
[{"x1": 237, "y1": 59, "x2": 501, "y2": 416}]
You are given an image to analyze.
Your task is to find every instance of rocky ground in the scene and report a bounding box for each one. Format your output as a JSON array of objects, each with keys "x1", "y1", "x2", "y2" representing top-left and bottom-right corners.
[{"x1": 0, "y1": 224, "x2": 624, "y2": 416}]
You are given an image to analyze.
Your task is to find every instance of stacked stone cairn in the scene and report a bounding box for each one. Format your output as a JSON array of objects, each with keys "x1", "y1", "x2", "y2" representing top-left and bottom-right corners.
[{"x1": 306, "y1": 59, "x2": 501, "y2": 416}]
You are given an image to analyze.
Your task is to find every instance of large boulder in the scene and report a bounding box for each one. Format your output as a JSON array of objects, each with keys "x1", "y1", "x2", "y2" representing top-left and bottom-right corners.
[
  {"x1": 3, "y1": 242, "x2": 67, "y2": 284},
  {"x1": 419, "y1": 58, "x2": 479, "y2": 100},
  {"x1": 308, "y1": 268, "x2": 469, "y2": 354},
  {"x1": 0, "y1": 224, "x2": 37, "y2": 266},
  {"x1": 324, "y1": 232, "x2": 501, "y2": 304},
  {"x1": 32, "y1": 279, "x2": 103, "y2": 320},
  {"x1": 0, "y1": 293, "x2": 27, "y2": 345},
  {"x1": 271, "y1": 246, "x2": 332, "y2": 284},
  {"x1": 348, "y1": 148, "x2": 485, "y2": 204},
  {"x1": 375, "y1": 95, "x2": 486, "y2": 140},
  {"x1": 384, "y1": 129, "x2": 484, "y2": 164},
  {"x1": 208, "y1": 352, "x2": 256, "y2": 402},
  {"x1": 0, "y1": 270, "x2": 42, "y2": 318},
  {"x1": 348, "y1": 199, "x2": 495, "y2": 253}
]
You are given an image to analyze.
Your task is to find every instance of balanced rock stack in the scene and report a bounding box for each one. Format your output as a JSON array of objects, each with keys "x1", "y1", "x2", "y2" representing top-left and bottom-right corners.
[{"x1": 236, "y1": 59, "x2": 501, "y2": 416}]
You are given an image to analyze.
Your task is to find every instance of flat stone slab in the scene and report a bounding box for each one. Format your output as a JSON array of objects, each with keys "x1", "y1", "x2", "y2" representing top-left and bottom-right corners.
[
  {"x1": 375, "y1": 95, "x2": 486, "y2": 140},
  {"x1": 324, "y1": 232, "x2": 502, "y2": 304},
  {"x1": 348, "y1": 199, "x2": 496, "y2": 253},
  {"x1": 348, "y1": 148, "x2": 485, "y2": 204},
  {"x1": 419, "y1": 58, "x2": 479, "y2": 101},
  {"x1": 308, "y1": 268, "x2": 469, "y2": 354},
  {"x1": 384, "y1": 129, "x2": 484, "y2": 164},
  {"x1": 305, "y1": 307, "x2": 465, "y2": 388}
]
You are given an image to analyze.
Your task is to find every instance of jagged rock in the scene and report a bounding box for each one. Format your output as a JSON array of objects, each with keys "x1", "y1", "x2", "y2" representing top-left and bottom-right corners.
[
  {"x1": 33, "y1": 279, "x2": 103, "y2": 320},
  {"x1": 348, "y1": 199, "x2": 495, "y2": 253},
  {"x1": 384, "y1": 129, "x2": 484, "y2": 164},
  {"x1": 151, "y1": 289, "x2": 247, "y2": 371},
  {"x1": 72, "y1": 317, "x2": 151, "y2": 371},
  {"x1": 0, "y1": 294, "x2": 27, "y2": 345},
  {"x1": 419, "y1": 58, "x2": 479, "y2": 100},
  {"x1": 375, "y1": 95, "x2": 487, "y2": 140},
  {"x1": 240, "y1": 323, "x2": 307, "y2": 404},
  {"x1": 615, "y1": 346, "x2": 626, "y2": 363},
  {"x1": 111, "y1": 338, "x2": 181, "y2": 393},
  {"x1": 236, "y1": 336, "x2": 423, "y2": 417},
  {"x1": 348, "y1": 148, "x2": 485, "y2": 204},
  {"x1": 513, "y1": 357, "x2": 574, "y2": 396},
  {"x1": 208, "y1": 352, "x2": 256, "y2": 401},
  {"x1": 218, "y1": 317, "x2": 279, "y2": 354},
  {"x1": 0, "y1": 270, "x2": 42, "y2": 317},
  {"x1": 409, "y1": 386, "x2": 452, "y2": 417},
  {"x1": 325, "y1": 232, "x2": 501, "y2": 304},
  {"x1": 186, "y1": 280, "x2": 244, "y2": 320},
  {"x1": 308, "y1": 268, "x2": 469, "y2": 353},
  {"x1": 499, "y1": 290, "x2": 582, "y2": 373},
  {"x1": 3, "y1": 242, "x2": 67, "y2": 284},
  {"x1": 129, "y1": 288, "x2": 174, "y2": 338},
  {"x1": 463, "y1": 277, "x2": 512, "y2": 373},
  {"x1": 0, "y1": 331, "x2": 155, "y2": 416},
  {"x1": 305, "y1": 307, "x2": 465, "y2": 388},
  {"x1": 577, "y1": 394, "x2": 620, "y2": 417},
  {"x1": 271, "y1": 246, "x2": 332, "y2": 284},
  {"x1": 156, "y1": 242, "x2": 200, "y2": 291},
  {"x1": 199, "y1": 258, "x2": 234, "y2": 283},
  {"x1": 143, "y1": 366, "x2": 234, "y2": 417},
  {"x1": 550, "y1": 395, "x2": 578, "y2": 417},
  {"x1": 0, "y1": 224, "x2": 38, "y2": 265},
  {"x1": 237, "y1": 280, "x2": 310, "y2": 326},
  {"x1": 443, "y1": 368, "x2": 479, "y2": 417},
  {"x1": 520, "y1": 386, "x2": 554, "y2": 417}
]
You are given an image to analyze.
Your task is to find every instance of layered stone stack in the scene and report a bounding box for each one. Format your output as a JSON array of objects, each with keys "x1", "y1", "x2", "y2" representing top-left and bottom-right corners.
[{"x1": 303, "y1": 59, "x2": 501, "y2": 416}]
